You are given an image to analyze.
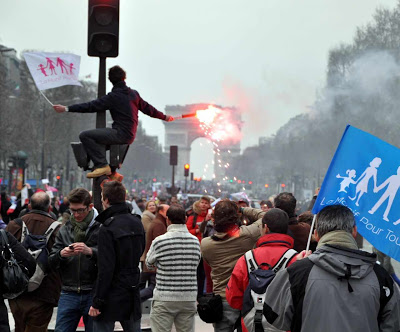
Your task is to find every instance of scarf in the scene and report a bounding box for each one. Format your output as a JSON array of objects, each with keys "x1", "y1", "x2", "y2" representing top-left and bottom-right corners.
[
  {"x1": 70, "y1": 209, "x2": 94, "y2": 242},
  {"x1": 316, "y1": 230, "x2": 358, "y2": 250}
]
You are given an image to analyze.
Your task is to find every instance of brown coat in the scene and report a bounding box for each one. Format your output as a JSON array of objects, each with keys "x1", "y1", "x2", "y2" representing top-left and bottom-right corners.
[
  {"x1": 6, "y1": 210, "x2": 62, "y2": 305},
  {"x1": 141, "y1": 210, "x2": 155, "y2": 234},
  {"x1": 140, "y1": 210, "x2": 155, "y2": 261},
  {"x1": 142, "y1": 213, "x2": 167, "y2": 272},
  {"x1": 288, "y1": 216, "x2": 312, "y2": 252}
]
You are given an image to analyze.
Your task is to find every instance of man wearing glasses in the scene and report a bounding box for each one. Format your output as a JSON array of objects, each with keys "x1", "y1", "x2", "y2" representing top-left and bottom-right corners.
[{"x1": 49, "y1": 188, "x2": 100, "y2": 332}]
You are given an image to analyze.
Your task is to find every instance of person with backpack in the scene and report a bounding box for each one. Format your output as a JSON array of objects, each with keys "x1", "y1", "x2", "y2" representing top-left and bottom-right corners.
[
  {"x1": 6, "y1": 191, "x2": 61, "y2": 332},
  {"x1": 226, "y1": 208, "x2": 298, "y2": 332},
  {"x1": 48, "y1": 187, "x2": 100, "y2": 332},
  {"x1": 263, "y1": 205, "x2": 400, "y2": 332}
]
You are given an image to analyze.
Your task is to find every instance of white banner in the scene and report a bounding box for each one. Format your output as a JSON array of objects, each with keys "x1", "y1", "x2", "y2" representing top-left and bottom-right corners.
[
  {"x1": 23, "y1": 52, "x2": 82, "y2": 91},
  {"x1": 21, "y1": 186, "x2": 28, "y2": 205}
]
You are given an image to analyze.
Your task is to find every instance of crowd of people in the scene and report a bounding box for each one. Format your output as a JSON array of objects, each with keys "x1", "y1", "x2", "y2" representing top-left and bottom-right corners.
[{"x1": 0, "y1": 185, "x2": 399, "y2": 332}]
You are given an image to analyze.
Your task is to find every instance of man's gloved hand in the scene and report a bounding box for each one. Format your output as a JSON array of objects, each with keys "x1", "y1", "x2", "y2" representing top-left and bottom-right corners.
[{"x1": 165, "y1": 115, "x2": 174, "y2": 122}]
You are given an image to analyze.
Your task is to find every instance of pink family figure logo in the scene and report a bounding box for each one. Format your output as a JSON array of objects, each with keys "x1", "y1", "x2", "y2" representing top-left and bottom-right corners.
[
  {"x1": 56, "y1": 57, "x2": 68, "y2": 74},
  {"x1": 69, "y1": 62, "x2": 76, "y2": 75},
  {"x1": 37, "y1": 64, "x2": 48, "y2": 76},
  {"x1": 46, "y1": 57, "x2": 56, "y2": 75},
  {"x1": 37, "y1": 57, "x2": 76, "y2": 77}
]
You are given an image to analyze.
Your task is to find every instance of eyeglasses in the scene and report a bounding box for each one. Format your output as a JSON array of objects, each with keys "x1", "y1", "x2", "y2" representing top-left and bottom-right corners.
[{"x1": 69, "y1": 207, "x2": 88, "y2": 215}]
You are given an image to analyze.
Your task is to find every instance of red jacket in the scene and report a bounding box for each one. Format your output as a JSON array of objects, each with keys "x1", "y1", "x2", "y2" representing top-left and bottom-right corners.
[
  {"x1": 186, "y1": 207, "x2": 208, "y2": 242},
  {"x1": 226, "y1": 233, "x2": 297, "y2": 310}
]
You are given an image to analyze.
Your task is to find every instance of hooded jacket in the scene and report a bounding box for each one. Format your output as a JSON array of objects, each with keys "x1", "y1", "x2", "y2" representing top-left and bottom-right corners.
[
  {"x1": 186, "y1": 200, "x2": 208, "y2": 242},
  {"x1": 68, "y1": 81, "x2": 167, "y2": 143},
  {"x1": 263, "y1": 231, "x2": 400, "y2": 332}
]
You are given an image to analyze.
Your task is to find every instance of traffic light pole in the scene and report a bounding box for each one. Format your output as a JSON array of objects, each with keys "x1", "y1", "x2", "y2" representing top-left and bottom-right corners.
[
  {"x1": 171, "y1": 165, "x2": 175, "y2": 193},
  {"x1": 93, "y1": 57, "x2": 107, "y2": 212},
  {"x1": 96, "y1": 57, "x2": 106, "y2": 127}
]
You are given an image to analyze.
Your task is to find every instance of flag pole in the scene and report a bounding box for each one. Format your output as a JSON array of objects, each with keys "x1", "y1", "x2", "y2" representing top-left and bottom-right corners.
[
  {"x1": 39, "y1": 90, "x2": 54, "y2": 106},
  {"x1": 306, "y1": 214, "x2": 317, "y2": 252}
]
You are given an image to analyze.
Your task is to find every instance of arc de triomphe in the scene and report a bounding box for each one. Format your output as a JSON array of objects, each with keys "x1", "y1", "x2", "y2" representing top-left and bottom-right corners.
[{"x1": 163, "y1": 104, "x2": 242, "y2": 180}]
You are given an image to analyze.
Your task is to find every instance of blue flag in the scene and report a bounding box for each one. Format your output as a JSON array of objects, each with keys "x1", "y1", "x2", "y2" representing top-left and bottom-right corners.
[{"x1": 312, "y1": 125, "x2": 400, "y2": 261}]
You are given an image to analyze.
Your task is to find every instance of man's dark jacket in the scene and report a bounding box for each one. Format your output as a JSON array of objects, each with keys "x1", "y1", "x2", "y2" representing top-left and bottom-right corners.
[
  {"x1": 48, "y1": 218, "x2": 100, "y2": 292},
  {"x1": 92, "y1": 203, "x2": 145, "y2": 321},
  {"x1": 6, "y1": 210, "x2": 62, "y2": 305},
  {"x1": 68, "y1": 81, "x2": 167, "y2": 143}
]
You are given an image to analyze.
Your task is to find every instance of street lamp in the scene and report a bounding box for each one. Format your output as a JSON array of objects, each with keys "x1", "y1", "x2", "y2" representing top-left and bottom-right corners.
[{"x1": 7, "y1": 159, "x2": 14, "y2": 194}]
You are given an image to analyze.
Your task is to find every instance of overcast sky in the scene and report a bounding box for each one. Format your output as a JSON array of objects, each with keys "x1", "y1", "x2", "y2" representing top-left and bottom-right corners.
[{"x1": 0, "y1": 0, "x2": 397, "y2": 179}]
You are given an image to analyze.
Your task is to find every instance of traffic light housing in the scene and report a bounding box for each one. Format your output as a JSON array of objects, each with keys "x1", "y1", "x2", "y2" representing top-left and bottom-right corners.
[
  {"x1": 170, "y1": 145, "x2": 178, "y2": 166},
  {"x1": 88, "y1": 0, "x2": 119, "y2": 58},
  {"x1": 184, "y1": 164, "x2": 190, "y2": 177},
  {"x1": 56, "y1": 175, "x2": 61, "y2": 188}
]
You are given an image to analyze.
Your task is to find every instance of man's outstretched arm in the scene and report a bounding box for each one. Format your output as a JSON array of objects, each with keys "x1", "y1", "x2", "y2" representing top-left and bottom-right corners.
[
  {"x1": 53, "y1": 94, "x2": 113, "y2": 114},
  {"x1": 136, "y1": 92, "x2": 174, "y2": 121}
]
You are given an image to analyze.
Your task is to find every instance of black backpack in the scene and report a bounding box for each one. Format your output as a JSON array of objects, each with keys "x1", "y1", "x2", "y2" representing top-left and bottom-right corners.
[{"x1": 15, "y1": 218, "x2": 60, "y2": 292}]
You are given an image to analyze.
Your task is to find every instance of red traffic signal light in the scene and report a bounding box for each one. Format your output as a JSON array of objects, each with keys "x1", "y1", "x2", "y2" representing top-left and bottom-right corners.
[
  {"x1": 56, "y1": 175, "x2": 61, "y2": 180},
  {"x1": 88, "y1": 0, "x2": 120, "y2": 57},
  {"x1": 153, "y1": 178, "x2": 157, "y2": 182},
  {"x1": 281, "y1": 183, "x2": 286, "y2": 188},
  {"x1": 184, "y1": 164, "x2": 190, "y2": 177}
]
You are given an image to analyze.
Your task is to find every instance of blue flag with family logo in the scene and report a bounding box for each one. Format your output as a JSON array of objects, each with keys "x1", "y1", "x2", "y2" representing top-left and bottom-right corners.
[{"x1": 312, "y1": 125, "x2": 400, "y2": 262}]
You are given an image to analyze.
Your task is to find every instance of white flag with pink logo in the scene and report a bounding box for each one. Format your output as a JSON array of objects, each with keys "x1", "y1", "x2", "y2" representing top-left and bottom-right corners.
[{"x1": 23, "y1": 52, "x2": 82, "y2": 91}]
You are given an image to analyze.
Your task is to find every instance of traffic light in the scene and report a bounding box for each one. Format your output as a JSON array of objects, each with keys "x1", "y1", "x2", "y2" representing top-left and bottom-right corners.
[
  {"x1": 170, "y1": 145, "x2": 178, "y2": 166},
  {"x1": 281, "y1": 183, "x2": 286, "y2": 188},
  {"x1": 88, "y1": 0, "x2": 119, "y2": 58},
  {"x1": 184, "y1": 164, "x2": 190, "y2": 177},
  {"x1": 56, "y1": 175, "x2": 61, "y2": 188},
  {"x1": 265, "y1": 184, "x2": 269, "y2": 188}
]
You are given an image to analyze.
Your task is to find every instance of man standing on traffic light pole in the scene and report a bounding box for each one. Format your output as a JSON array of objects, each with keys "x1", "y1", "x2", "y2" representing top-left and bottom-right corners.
[{"x1": 53, "y1": 66, "x2": 174, "y2": 178}]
